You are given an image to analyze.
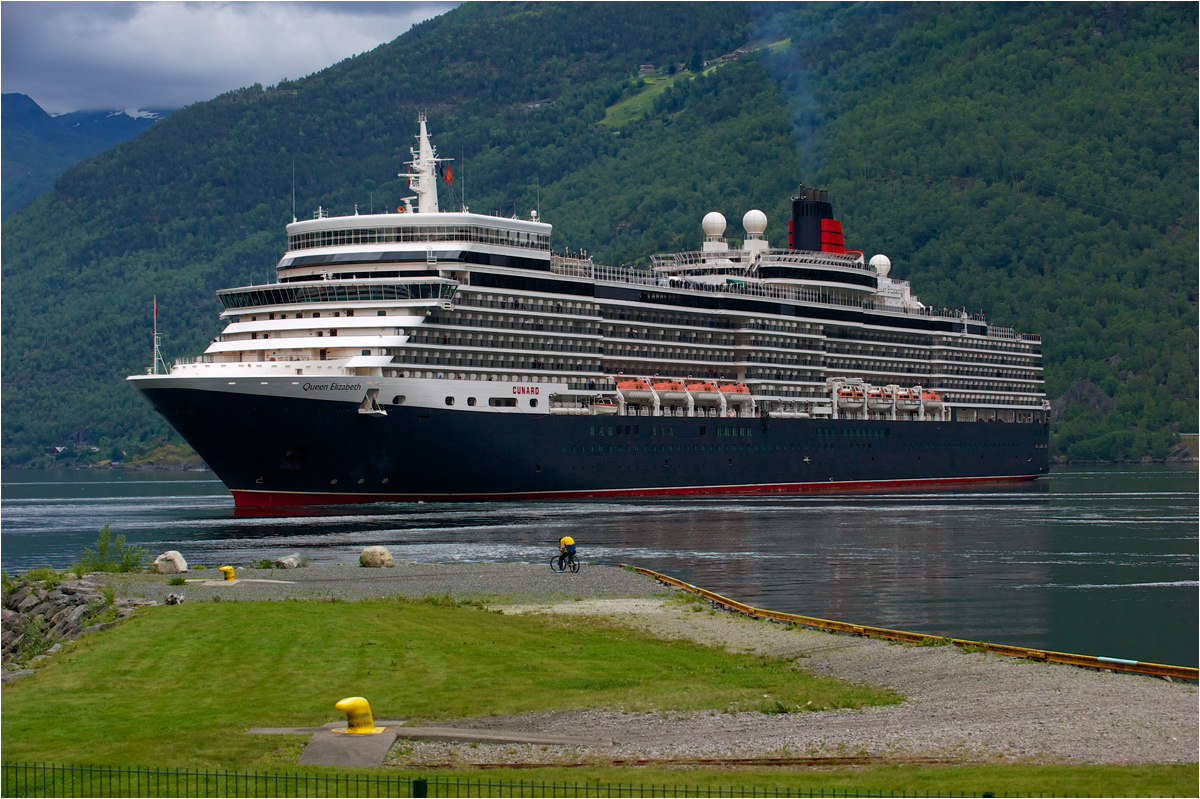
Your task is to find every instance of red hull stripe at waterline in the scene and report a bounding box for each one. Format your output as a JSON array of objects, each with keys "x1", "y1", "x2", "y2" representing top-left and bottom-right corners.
[{"x1": 230, "y1": 473, "x2": 1042, "y2": 508}]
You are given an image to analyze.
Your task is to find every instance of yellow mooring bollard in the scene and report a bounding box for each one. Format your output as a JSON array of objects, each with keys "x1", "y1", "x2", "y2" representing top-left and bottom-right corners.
[
  {"x1": 219, "y1": 565, "x2": 236, "y2": 581},
  {"x1": 334, "y1": 696, "x2": 383, "y2": 734}
]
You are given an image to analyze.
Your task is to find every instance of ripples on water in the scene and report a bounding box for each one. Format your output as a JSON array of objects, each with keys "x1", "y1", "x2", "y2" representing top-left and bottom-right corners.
[{"x1": 2, "y1": 466, "x2": 1196, "y2": 667}]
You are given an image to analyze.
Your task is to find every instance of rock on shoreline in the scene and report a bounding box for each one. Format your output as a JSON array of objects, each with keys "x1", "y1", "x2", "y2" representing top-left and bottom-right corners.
[{"x1": 1, "y1": 574, "x2": 148, "y2": 680}]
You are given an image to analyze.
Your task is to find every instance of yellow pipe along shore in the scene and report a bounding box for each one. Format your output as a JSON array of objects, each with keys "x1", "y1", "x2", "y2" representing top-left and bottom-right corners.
[{"x1": 623, "y1": 565, "x2": 1198, "y2": 683}]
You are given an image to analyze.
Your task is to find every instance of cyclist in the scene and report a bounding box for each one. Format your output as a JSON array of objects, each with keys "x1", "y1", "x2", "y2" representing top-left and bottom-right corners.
[{"x1": 558, "y1": 535, "x2": 576, "y2": 558}]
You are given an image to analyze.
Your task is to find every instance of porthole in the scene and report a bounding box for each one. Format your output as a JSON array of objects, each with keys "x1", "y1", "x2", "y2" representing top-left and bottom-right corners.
[
  {"x1": 382, "y1": 478, "x2": 389, "y2": 484},
  {"x1": 330, "y1": 479, "x2": 338, "y2": 485},
  {"x1": 392, "y1": 395, "x2": 406, "y2": 404},
  {"x1": 530, "y1": 398, "x2": 538, "y2": 408},
  {"x1": 468, "y1": 397, "x2": 477, "y2": 406},
  {"x1": 445, "y1": 396, "x2": 455, "y2": 406},
  {"x1": 357, "y1": 478, "x2": 365, "y2": 484}
]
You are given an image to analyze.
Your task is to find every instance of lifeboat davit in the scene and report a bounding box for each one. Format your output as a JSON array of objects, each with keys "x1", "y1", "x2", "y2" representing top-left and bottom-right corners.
[
  {"x1": 921, "y1": 390, "x2": 943, "y2": 411},
  {"x1": 720, "y1": 383, "x2": 752, "y2": 402},
  {"x1": 867, "y1": 387, "x2": 894, "y2": 412},
  {"x1": 837, "y1": 386, "x2": 866, "y2": 410},
  {"x1": 616, "y1": 378, "x2": 653, "y2": 400},
  {"x1": 895, "y1": 388, "x2": 921, "y2": 412}
]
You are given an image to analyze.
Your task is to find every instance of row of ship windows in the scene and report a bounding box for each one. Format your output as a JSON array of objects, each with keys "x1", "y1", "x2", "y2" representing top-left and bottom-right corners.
[
  {"x1": 588, "y1": 425, "x2": 892, "y2": 439},
  {"x1": 219, "y1": 282, "x2": 454, "y2": 309},
  {"x1": 436, "y1": 314, "x2": 1033, "y2": 368},
  {"x1": 560, "y1": 439, "x2": 1025, "y2": 455},
  {"x1": 428, "y1": 316, "x2": 599, "y2": 336},
  {"x1": 932, "y1": 336, "x2": 1040, "y2": 355},
  {"x1": 564, "y1": 442, "x2": 838, "y2": 454},
  {"x1": 288, "y1": 225, "x2": 551, "y2": 251},
  {"x1": 398, "y1": 353, "x2": 599, "y2": 371},
  {"x1": 589, "y1": 425, "x2": 755, "y2": 437},
  {"x1": 456, "y1": 294, "x2": 597, "y2": 314},
  {"x1": 827, "y1": 360, "x2": 1037, "y2": 379},
  {"x1": 839, "y1": 330, "x2": 1039, "y2": 356},
  {"x1": 224, "y1": 289, "x2": 1034, "y2": 369},
  {"x1": 297, "y1": 326, "x2": 1035, "y2": 378},
  {"x1": 409, "y1": 335, "x2": 602, "y2": 355}
]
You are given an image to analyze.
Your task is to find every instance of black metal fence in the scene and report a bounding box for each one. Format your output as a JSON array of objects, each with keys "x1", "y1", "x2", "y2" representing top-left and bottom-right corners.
[{"x1": 1, "y1": 762, "x2": 982, "y2": 798}]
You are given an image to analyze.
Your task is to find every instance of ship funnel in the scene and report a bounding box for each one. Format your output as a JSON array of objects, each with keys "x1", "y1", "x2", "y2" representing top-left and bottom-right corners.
[{"x1": 790, "y1": 188, "x2": 844, "y2": 253}]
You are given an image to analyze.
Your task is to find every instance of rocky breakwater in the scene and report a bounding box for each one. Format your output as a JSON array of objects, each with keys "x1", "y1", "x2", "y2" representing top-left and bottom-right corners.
[{"x1": 1, "y1": 573, "x2": 152, "y2": 682}]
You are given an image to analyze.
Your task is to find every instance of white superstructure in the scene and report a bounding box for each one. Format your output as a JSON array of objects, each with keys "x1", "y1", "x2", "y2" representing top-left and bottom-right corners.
[{"x1": 144, "y1": 116, "x2": 1047, "y2": 426}]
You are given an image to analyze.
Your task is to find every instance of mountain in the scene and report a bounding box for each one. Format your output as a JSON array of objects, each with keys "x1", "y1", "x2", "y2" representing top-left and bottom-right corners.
[
  {"x1": 1, "y1": 2, "x2": 1195, "y2": 467},
  {"x1": 1, "y1": 93, "x2": 171, "y2": 218}
]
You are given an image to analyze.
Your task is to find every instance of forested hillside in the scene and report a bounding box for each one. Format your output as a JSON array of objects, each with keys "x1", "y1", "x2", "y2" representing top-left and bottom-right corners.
[
  {"x1": 2, "y1": 1, "x2": 1195, "y2": 466},
  {"x1": 1, "y1": 94, "x2": 167, "y2": 218}
]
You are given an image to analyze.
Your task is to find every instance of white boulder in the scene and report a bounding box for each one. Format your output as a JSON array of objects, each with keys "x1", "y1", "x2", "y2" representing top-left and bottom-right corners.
[
  {"x1": 359, "y1": 546, "x2": 394, "y2": 568},
  {"x1": 152, "y1": 551, "x2": 188, "y2": 574}
]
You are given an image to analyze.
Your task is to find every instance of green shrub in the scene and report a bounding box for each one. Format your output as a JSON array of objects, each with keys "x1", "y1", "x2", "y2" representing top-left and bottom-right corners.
[
  {"x1": 74, "y1": 524, "x2": 149, "y2": 573},
  {"x1": 21, "y1": 566, "x2": 64, "y2": 589}
]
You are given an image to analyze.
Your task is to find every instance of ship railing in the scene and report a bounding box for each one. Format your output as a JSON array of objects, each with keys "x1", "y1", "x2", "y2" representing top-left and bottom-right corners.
[
  {"x1": 650, "y1": 249, "x2": 873, "y2": 272},
  {"x1": 986, "y1": 325, "x2": 1018, "y2": 340},
  {"x1": 551, "y1": 256, "x2": 1015, "y2": 325}
]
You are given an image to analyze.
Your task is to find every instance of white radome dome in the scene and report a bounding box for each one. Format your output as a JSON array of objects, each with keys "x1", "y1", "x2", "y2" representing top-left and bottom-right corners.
[
  {"x1": 870, "y1": 254, "x2": 892, "y2": 277},
  {"x1": 742, "y1": 209, "x2": 768, "y2": 236},
  {"x1": 702, "y1": 211, "x2": 727, "y2": 237}
]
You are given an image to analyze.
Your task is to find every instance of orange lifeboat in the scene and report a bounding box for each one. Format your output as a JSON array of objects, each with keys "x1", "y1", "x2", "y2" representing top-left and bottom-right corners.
[
  {"x1": 836, "y1": 385, "x2": 865, "y2": 410},
  {"x1": 616, "y1": 378, "x2": 653, "y2": 400},
  {"x1": 653, "y1": 379, "x2": 687, "y2": 401},
  {"x1": 720, "y1": 383, "x2": 752, "y2": 403},
  {"x1": 867, "y1": 387, "x2": 894, "y2": 412},
  {"x1": 895, "y1": 388, "x2": 921, "y2": 412},
  {"x1": 921, "y1": 390, "x2": 943, "y2": 411},
  {"x1": 686, "y1": 381, "x2": 720, "y2": 395}
]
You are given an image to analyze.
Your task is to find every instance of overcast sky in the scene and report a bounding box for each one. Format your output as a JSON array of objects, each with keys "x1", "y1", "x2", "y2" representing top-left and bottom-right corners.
[{"x1": 2, "y1": 1, "x2": 458, "y2": 115}]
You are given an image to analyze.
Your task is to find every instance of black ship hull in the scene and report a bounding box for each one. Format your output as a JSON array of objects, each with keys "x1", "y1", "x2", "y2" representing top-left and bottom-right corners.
[{"x1": 137, "y1": 385, "x2": 1050, "y2": 508}]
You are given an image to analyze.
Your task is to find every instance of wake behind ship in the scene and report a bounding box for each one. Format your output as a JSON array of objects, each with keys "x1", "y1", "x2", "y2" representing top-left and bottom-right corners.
[{"x1": 128, "y1": 115, "x2": 1049, "y2": 507}]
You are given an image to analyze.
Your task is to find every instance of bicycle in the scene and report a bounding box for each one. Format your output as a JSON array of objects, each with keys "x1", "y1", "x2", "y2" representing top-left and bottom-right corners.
[{"x1": 550, "y1": 552, "x2": 580, "y2": 573}]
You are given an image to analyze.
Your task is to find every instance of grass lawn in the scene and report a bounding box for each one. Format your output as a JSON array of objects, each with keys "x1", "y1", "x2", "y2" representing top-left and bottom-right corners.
[
  {"x1": 1, "y1": 597, "x2": 892, "y2": 768},
  {"x1": 3, "y1": 597, "x2": 1195, "y2": 796}
]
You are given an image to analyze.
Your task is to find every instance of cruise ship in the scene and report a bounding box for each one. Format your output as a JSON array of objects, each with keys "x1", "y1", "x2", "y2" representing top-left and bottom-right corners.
[{"x1": 128, "y1": 115, "x2": 1050, "y2": 507}]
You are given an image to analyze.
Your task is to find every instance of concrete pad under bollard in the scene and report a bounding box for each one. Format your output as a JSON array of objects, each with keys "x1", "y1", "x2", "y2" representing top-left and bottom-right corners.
[
  {"x1": 298, "y1": 723, "x2": 399, "y2": 768},
  {"x1": 249, "y1": 719, "x2": 611, "y2": 766}
]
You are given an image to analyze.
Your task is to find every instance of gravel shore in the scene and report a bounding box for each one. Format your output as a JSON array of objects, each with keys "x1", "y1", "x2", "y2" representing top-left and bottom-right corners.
[
  {"x1": 93, "y1": 562, "x2": 1197, "y2": 766},
  {"x1": 90, "y1": 561, "x2": 659, "y2": 604}
]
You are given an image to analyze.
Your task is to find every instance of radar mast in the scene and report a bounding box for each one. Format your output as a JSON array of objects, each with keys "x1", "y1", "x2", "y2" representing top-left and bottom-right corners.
[{"x1": 401, "y1": 112, "x2": 450, "y2": 213}]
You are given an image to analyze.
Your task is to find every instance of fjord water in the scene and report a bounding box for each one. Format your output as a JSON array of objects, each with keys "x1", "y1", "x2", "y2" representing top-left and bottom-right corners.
[{"x1": 2, "y1": 465, "x2": 1196, "y2": 668}]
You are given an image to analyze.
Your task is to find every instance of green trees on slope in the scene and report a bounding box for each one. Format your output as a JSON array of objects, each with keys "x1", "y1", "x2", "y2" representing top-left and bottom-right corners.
[
  {"x1": 770, "y1": 2, "x2": 1197, "y2": 460},
  {"x1": 0, "y1": 2, "x2": 1195, "y2": 465}
]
